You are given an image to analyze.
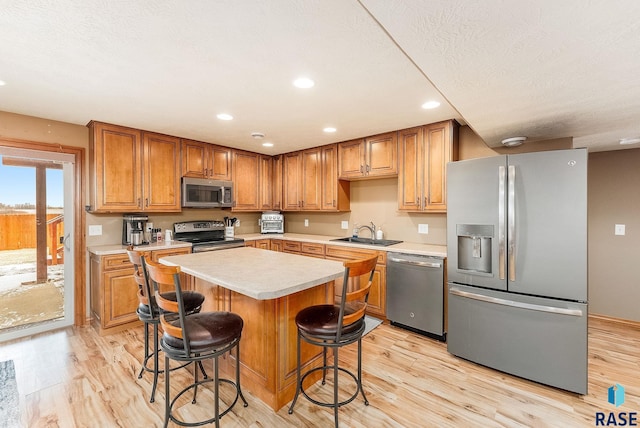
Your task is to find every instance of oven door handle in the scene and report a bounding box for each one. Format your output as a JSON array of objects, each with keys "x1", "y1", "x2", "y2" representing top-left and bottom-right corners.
[{"x1": 192, "y1": 243, "x2": 245, "y2": 252}]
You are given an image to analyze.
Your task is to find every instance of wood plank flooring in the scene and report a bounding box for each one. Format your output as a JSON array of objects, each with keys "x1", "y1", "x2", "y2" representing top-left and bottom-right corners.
[{"x1": 0, "y1": 317, "x2": 638, "y2": 427}]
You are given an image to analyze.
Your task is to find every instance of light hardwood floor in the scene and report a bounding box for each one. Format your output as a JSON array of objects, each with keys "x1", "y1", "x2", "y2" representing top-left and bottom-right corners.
[{"x1": 0, "y1": 317, "x2": 638, "y2": 427}]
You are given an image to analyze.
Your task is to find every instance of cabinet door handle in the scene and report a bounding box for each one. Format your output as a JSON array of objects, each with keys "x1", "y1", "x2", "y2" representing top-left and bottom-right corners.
[
  {"x1": 366, "y1": 164, "x2": 370, "y2": 173},
  {"x1": 205, "y1": 168, "x2": 209, "y2": 177},
  {"x1": 145, "y1": 198, "x2": 149, "y2": 207},
  {"x1": 333, "y1": 199, "x2": 336, "y2": 207},
  {"x1": 137, "y1": 198, "x2": 141, "y2": 208},
  {"x1": 360, "y1": 165, "x2": 364, "y2": 173}
]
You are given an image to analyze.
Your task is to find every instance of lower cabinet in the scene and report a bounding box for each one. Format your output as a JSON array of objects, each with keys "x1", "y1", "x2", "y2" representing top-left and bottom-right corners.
[
  {"x1": 325, "y1": 245, "x2": 386, "y2": 319},
  {"x1": 279, "y1": 241, "x2": 386, "y2": 318},
  {"x1": 89, "y1": 247, "x2": 191, "y2": 335}
]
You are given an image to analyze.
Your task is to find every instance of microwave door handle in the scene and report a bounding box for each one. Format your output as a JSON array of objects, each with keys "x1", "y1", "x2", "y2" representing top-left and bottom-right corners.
[{"x1": 219, "y1": 186, "x2": 226, "y2": 205}]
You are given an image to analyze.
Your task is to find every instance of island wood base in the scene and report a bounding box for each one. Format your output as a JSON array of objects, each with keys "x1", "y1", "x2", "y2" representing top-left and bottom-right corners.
[{"x1": 192, "y1": 276, "x2": 335, "y2": 411}]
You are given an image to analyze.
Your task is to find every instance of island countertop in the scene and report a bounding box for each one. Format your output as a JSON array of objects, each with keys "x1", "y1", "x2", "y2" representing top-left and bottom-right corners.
[{"x1": 159, "y1": 246, "x2": 345, "y2": 300}]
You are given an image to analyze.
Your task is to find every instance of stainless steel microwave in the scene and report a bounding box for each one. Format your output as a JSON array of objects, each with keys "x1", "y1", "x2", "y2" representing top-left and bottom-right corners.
[{"x1": 181, "y1": 177, "x2": 233, "y2": 208}]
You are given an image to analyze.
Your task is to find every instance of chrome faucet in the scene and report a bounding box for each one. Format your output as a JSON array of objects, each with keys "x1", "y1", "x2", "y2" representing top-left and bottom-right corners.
[{"x1": 358, "y1": 222, "x2": 376, "y2": 240}]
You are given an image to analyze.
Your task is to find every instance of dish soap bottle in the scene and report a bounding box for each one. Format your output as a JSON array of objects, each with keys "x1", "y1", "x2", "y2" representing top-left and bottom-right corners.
[{"x1": 376, "y1": 227, "x2": 384, "y2": 240}]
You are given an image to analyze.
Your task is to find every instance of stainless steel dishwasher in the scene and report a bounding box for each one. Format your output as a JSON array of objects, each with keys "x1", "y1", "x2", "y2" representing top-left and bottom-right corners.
[{"x1": 386, "y1": 253, "x2": 445, "y2": 341}]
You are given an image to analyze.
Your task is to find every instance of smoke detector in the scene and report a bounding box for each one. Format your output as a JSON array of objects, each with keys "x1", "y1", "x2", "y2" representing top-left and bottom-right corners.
[{"x1": 501, "y1": 136, "x2": 527, "y2": 147}]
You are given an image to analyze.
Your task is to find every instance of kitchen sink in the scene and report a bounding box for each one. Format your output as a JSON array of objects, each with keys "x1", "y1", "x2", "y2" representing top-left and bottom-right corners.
[{"x1": 330, "y1": 237, "x2": 403, "y2": 246}]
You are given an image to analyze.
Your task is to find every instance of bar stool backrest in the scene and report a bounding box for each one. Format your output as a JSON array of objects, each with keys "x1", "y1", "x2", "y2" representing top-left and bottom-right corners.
[
  {"x1": 337, "y1": 255, "x2": 378, "y2": 340},
  {"x1": 126, "y1": 246, "x2": 156, "y2": 318},
  {"x1": 145, "y1": 259, "x2": 191, "y2": 352}
]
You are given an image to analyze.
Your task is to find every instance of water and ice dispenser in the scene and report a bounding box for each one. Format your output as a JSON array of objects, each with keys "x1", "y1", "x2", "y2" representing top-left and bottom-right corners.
[{"x1": 456, "y1": 224, "x2": 493, "y2": 275}]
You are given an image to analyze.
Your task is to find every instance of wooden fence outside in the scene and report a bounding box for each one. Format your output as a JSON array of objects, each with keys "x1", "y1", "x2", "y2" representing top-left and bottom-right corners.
[{"x1": 0, "y1": 213, "x2": 63, "y2": 251}]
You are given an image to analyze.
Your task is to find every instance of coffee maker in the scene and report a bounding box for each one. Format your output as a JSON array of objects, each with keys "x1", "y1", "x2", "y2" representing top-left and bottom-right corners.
[{"x1": 122, "y1": 214, "x2": 149, "y2": 246}]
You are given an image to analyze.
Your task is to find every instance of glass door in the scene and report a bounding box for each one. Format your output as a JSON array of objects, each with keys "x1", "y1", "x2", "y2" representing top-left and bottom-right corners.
[{"x1": 0, "y1": 147, "x2": 75, "y2": 342}]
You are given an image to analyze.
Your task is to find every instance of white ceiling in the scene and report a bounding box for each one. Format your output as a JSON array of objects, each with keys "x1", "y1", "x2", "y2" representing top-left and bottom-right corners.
[{"x1": 1, "y1": 1, "x2": 639, "y2": 154}]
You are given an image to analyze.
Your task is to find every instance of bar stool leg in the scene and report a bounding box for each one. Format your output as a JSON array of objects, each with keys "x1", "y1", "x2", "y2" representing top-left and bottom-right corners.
[
  {"x1": 236, "y1": 342, "x2": 248, "y2": 407},
  {"x1": 163, "y1": 353, "x2": 170, "y2": 428},
  {"x1": 358, "y1": 338, "x2": 369, "y2": 405},
  {"x1": 288, "y1": 332, "x2": 302, "y2": 414},
  {"x1": 149, "y1": 323, "x2": 159, "y2": 403},
  {"x1": 333, "y1": 347, "x2": 339, "y2": 427},
  {"x1": 138, "y1": 322, "x2": 149, "y2": 379}
]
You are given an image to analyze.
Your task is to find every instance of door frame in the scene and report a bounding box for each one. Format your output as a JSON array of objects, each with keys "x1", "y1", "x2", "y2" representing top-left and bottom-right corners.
[{"x1": 0, "y1": 136, "x2": 86, "y2": 326}]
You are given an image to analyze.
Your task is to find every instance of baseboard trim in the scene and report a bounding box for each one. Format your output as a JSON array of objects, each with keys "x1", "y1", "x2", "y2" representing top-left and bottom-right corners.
[{"x1": 589, "y1": 313, "x2": 640, "y2": 330}]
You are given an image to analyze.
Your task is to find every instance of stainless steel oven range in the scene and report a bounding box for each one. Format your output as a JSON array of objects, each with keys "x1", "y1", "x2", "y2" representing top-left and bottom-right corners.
[{"x1": 173, "y1": 220, "x2": 245, "y2": 252}]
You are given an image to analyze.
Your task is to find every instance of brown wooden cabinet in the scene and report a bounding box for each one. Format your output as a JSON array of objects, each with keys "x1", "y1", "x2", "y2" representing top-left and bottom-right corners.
[
  {"x1": 89, "y1": 247, "x2": 190, "y2": 335},
  {"x1": 181, "y1": 139, "x2": 232, "y2": 180},
  {"x1": 338, "y1": 131, "x2": 398, "y2": 180},
  {"x1": 398, "y1": 120, "x2": 459, "y2": 212},
  {"x1": 246, "y1": 239, "x2": 271, "y2": 250},
  {"x1": 325, "y1": 245, "x2": 387, "y2": 318},
  {"x1": 283, "y1": 145, "x2": 349, "y2": 211},
  {"x1": 88, "y1": 121, "x2": 181, "y2": 213},
  {"x1": 320, "y1": 144, "x2": 350, "y2": 211},
  {"x1": 232, "y1": 150, "x2": 275, "y2": 212},
  {"x1": 282, "y1": 149, "x2": 321, "y2": 211},
  {"x1": 272, "y1": 155, "x2": 283, "y2": 211}
]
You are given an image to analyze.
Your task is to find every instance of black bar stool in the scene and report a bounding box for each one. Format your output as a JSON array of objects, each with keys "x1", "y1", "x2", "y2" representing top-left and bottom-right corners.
[
  {"x1": 126, "y1": 247, "x2": 206, "y2": 403},
  {"x1": 145, "y1": 258, "x2": 248, "y2": 428},
  {"x1": 288, "y1": 255, "x2": 378, "y2": 427}
]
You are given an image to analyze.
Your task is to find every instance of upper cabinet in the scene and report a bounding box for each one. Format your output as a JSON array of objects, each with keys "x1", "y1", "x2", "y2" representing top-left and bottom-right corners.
[
  {"x1": 181, "y1": 139, "x2": 232, "y2": 180},
  {"x1": 231, "y1": 150, "x2": 275, "y2": 212},
  {"x1": 283, "y1": 144, "x2": 349, "y2": 211},
  {"x1": 321, "y1": 144, "x2": 350, "y2": 211},
  {"x1": 88, "y1": 121, "x2": 181, "y2": 213},
  {"x1": 338, "y1": 131, "x2": 398, "y2": 180},
  {"x1": 398, "y1": 120, "x2": 459, "y2": 212}
]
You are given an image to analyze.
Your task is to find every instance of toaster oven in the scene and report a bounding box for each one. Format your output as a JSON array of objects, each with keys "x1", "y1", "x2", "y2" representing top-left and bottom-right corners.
[{"x1": 260, "y1": 212, "x2": 284, "y2": 234}]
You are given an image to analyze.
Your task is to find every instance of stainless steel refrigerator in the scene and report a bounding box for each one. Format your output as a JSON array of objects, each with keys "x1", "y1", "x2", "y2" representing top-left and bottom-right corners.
[{"x1": 446, "y1": 148, "x2": 588, "y2": 394}]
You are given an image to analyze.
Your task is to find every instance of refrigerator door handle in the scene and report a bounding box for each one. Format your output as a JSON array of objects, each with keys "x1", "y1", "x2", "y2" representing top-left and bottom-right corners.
[
  {"x1": 498, "y1": 165, "x2": 506, "y2": 280},
  {"x1": 508, "y1": 164, "x2": 516, "y2": 281},
  {"x1": 449, "y1": 287, "x2": 584, "y2": 316}
]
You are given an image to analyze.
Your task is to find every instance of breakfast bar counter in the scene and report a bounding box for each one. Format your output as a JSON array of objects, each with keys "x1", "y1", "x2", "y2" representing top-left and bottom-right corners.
[{"x1": 160, "y1": 247, "x2": 344, "y2": 411}]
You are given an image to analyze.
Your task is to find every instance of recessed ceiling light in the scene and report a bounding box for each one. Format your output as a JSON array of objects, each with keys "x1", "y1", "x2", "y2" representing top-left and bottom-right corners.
[
  {"x1": 421, "y1": 101, "x2": 440, "y2": 109},
  {"x1": 216, "y1": 113, "x2": 233, "y2": 121},
  {"x1": 619, "y1": 137, "x2": 640, "y2": 145},
  {"x1": 0, "y1": 80, "x2": 6, "y2": 86},
  {"x1": 293, "y1": 77, "x2": 314, "y2": 89},
  {"x1": 262, "y1": 142, "x2": 274, "y2": 147},
  {"x1": 323, "y1": 127, "x2": 336, "y2": 133},
  {"x1": 501, "y1": 136, "x2": 527, "y2": 147}
]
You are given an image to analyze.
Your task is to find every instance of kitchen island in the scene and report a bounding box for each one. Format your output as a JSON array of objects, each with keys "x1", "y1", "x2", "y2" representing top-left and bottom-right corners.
[{"x1": 160, "y1": 247, "x2": 345, "y2": 411}]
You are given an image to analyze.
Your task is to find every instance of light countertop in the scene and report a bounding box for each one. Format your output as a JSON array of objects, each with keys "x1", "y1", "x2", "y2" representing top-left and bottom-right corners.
[
  {"x1": 240, "y1": 233, "x2": 447, "y2": 258},
  {"x1": 87, "y1": 241, "x2": 192, "y2": 256},
  {"x1": 87, "y1": 232, "x2": 447, "y2": 258},
  {"x1": 160, "y1": 247, "x2": 344, "y2": 300}
]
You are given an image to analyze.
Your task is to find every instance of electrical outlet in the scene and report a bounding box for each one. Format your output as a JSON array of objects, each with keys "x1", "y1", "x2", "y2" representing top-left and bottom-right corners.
[
  {"x1": 341, "y1": 221, "x2": 349, "y2": 230},
  {"x1": 304, "y1": 219, "x2": 309, "y2": 227},
  {"x1": 235, "y1": 219, "x2": 240, "y2": 227},
  {"x1": 418, "y1": 224, "x2": 429, "y2": 234},
  {"x1": 88, "y1": 225, "x2": 102, "y2": 236},
  {"x1": 615, "y1": 224, "x2": 625, "y2": 235}
]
